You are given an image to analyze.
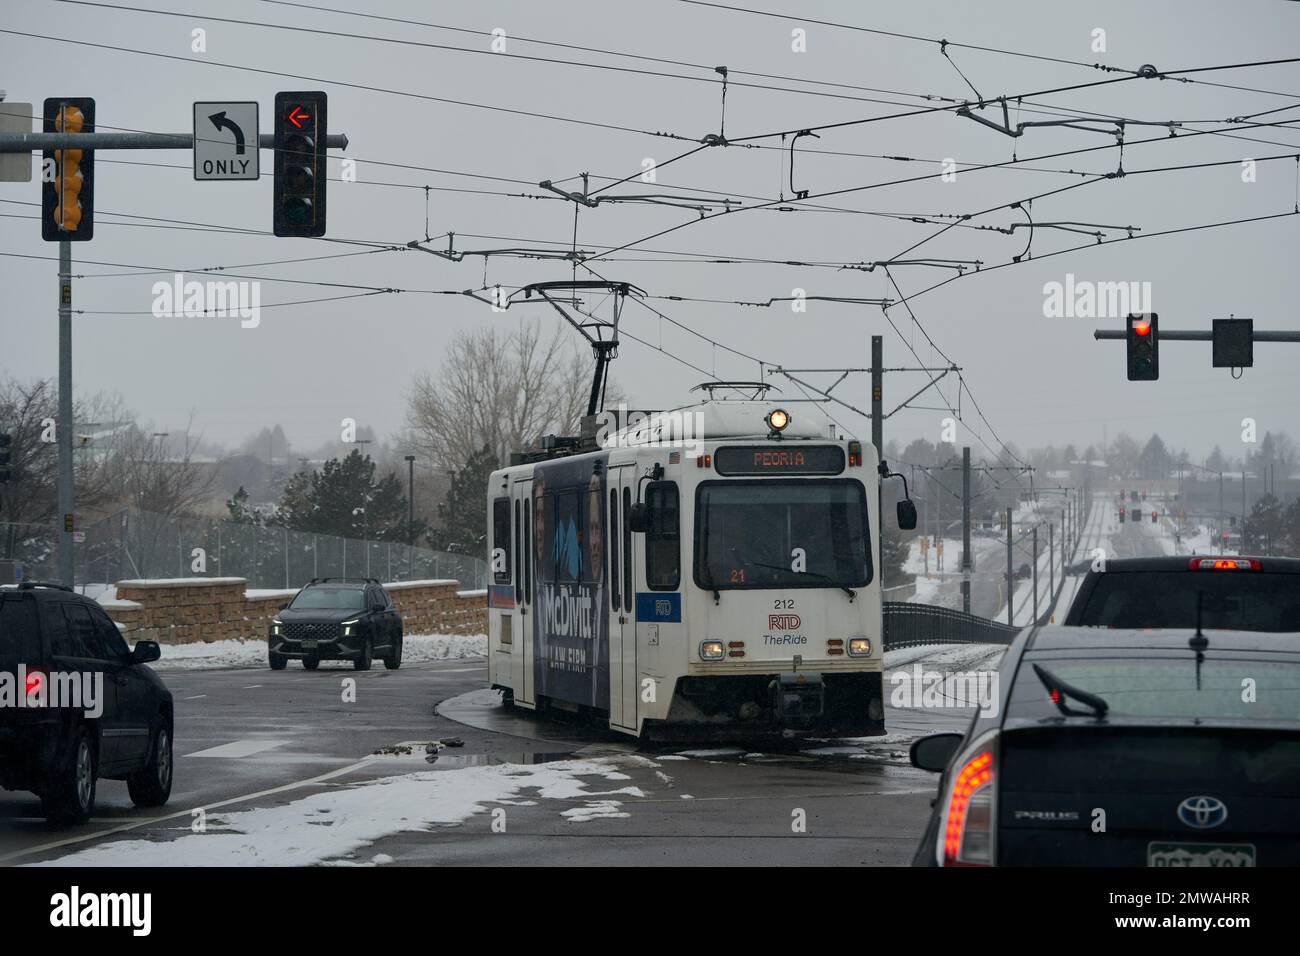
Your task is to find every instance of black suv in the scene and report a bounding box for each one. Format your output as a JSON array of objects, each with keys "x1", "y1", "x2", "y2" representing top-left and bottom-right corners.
[
  {"x1": 268, "y1": 578, "x2": 403, "y2": 671},
  {"x1": 0, "y1": 582, "x2": 174, "y2": 824},
  {"x1": 1064, "y1": 555, "x2": 1300, "y2": 631}
]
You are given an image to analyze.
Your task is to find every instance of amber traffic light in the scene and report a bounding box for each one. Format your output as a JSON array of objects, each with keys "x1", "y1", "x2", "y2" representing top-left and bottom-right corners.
[{"x1": 42, "y1": 98, "x2": 95, "y2": 241}]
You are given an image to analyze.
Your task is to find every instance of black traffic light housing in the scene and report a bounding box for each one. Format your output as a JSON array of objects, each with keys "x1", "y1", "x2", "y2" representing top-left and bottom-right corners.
[
  {"x1": 0, "y1": 432, "x2": 12, "y2": 482},
  {"x1": 1125, "y1": 312, "x2": 1158, "y2": 381},
  {"x1": 1151, "y1": 511, "x2": 1158, "y2": 523},
  {"x1": 42, "y1": 97, "x2": 95, "y2": 242},
  {"x1": 273, "y1": 91, "x2": 327, "y2": 237}
]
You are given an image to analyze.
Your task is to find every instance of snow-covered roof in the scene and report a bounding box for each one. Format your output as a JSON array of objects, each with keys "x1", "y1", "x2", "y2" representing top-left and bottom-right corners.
[{"x1": 602, "y1": 400, "x2": 838, "y2": 448}]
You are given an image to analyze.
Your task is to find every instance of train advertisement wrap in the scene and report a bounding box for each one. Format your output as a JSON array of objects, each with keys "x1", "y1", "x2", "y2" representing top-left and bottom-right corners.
[{"x1": 533, "y1": 455, "x2": 610, "y2": 710}]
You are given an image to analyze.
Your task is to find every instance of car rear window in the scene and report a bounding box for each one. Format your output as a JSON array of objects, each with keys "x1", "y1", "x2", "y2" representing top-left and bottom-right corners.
[
  {"x1": 1073, "y1": 571, "x2": 1300, "y2": 631},
  {"x1": 0, "y1": 599, "x2": 40, "y2": 660},
  {"x1": 1010, "y1": 657, "x2": 1300, "y2": 722}
]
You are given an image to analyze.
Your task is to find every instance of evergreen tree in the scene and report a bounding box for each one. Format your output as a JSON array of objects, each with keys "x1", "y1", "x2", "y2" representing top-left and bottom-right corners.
[
  {"x1": 432, "y1": 445, "x2": 499, "y2": 554},
  {"x1": 271, "y1": 450, "x2": 409, "y2": 540}
]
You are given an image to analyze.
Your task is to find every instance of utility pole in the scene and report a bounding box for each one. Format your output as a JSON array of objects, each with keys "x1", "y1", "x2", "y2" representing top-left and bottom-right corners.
[
  {"x1": 1048, "y1": 523, "x2": 1055, "y2": 617},
  {"x1": 1005, "y1": 506, "x2": 1013, "y2": 625},
  {"x1": 870, "y1": 336, "x2": 882, "y2": 460},
  {"x1": 1031, "y1": 525, "x2": 1039, "y2": 623},
  {"x1": 405, "y1": 454, "x2": 416, "y2": 546},
  {"x1": 961, "y1": 446, "x2": 971, "y2": 614}
]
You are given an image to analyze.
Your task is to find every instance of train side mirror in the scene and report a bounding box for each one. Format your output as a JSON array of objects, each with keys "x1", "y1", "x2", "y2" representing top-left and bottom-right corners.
[
  {"x1": 628, "y1": 502, "x2": 651, "y2": 533},
  {"x1": 896, "y1": 499, "x2": 918, "y2": 531}
]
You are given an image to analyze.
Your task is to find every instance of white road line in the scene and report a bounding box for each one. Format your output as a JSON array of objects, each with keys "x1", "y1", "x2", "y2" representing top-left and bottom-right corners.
[
  {"x1": 185, "y1": 738, "x2": 289, "y2": 758},
  {"x1": 183, "y1": 694, "x2": 207, "y2": 700},
  {"x1": 241, "y1": 684, "x2": 263, "y2": 689},
  {"x1": 0, "y1": 752, "x2": 384, "y2": 864}
]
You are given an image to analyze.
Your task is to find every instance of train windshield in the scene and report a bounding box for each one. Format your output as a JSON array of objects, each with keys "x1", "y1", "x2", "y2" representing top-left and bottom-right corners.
[{"x1": 695, "y1": 479, "x2": 872, "y2": 590}]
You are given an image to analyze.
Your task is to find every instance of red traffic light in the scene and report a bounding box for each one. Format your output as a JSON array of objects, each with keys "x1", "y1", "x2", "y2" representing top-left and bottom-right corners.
[
  {"x1": 286, "y1": 105, "x2": 312, "y2": 128},
  {"x1": 1131, "y1": 318, "x2": 1151, "y2": 336}
]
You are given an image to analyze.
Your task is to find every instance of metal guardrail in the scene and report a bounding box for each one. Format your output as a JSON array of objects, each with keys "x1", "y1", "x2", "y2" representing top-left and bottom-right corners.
[{"x1": 883, "y1": 602, "x2": 1021, "y2": 651}]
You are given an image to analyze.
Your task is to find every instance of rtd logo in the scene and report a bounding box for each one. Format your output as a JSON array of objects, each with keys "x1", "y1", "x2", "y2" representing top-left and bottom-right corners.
[{"x1": 768, "y1": 614, "x2": 802, "y2": 631}]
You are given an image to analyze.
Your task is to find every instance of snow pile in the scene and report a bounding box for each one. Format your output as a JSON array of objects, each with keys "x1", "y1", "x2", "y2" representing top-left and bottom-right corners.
[
  {"x1": 148, "y1": 633, "x2": 487, "y2": 670},
  {"x1": 34, "y1": 757, "x2": 647, "y2": 867}
]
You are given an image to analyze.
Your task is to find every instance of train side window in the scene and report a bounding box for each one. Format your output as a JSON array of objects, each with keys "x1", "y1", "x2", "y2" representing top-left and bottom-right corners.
[
  {"x1": 513, "y1": 498, "x2": 521, "y2": 589},
  {"x1": 609, "y1": 489, "x2": 620, "y2": 612},
  {"x1": 645, "y1": 481, "x2": 680, "y2": 591},
  {"x1": 493, "y1": 497, "x2": 512, "y2": 585},
  {"x1": 622, "y1": 487, "x2": 633, "y2": 612}
]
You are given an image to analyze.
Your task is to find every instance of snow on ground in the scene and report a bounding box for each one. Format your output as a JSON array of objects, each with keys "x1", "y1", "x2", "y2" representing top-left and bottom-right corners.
[
  {"x1": 149, "y1": 633, "x2": 486, "y2": 670},
  {"x1": 884, "y1": 642, "x2": 1005, "y2": 673},
  {"x1": 33, "y1": 756, "x2": 651, "y2": 867}
]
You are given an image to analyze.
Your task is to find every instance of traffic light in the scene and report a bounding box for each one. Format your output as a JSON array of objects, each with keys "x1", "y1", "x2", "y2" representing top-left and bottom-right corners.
[
  {"x1": 0, "y1": 432, "x2": 11, "y2": 482},
  {"x1": 41, "y1": 97, "x2": 95, "y2": 241},
  {"x1": 1151, "y1": 511, "x2": 1158, "y2": 523},
  {"x1": 1119, "y1": 508, "x2": 1126, "y2": 523},
  {"x1": 1125, "y1": 312, "x2": 1158, "y2": 381},
  {"x1": 273, "y1": 91, "x2": 327, "y2": 237}
]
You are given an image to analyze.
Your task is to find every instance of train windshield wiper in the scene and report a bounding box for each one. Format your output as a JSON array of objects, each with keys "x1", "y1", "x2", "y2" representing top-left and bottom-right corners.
[
  {"x1": 1033, "y1": 663, "x2": 1109, "y2": 718},
  {"x1": 746, "y1": 562, "x2": 856, "y2": 601}
]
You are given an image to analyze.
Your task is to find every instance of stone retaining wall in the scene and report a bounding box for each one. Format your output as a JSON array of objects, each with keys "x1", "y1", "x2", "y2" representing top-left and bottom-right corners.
[{"x1": 104, "y1": 577, "x2": 487, "y2": 644}]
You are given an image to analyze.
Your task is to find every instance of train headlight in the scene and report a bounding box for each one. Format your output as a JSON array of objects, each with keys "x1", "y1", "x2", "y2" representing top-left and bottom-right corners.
[
  {"x1": 766, "y1": 408, "x2": 791, "y2": 433},
  {"x1": 700, "y1": 640, "x2": 725, "y2": 661},
  {"x1": 848, "y1": 637, "x2": 872, "y2": 657}
]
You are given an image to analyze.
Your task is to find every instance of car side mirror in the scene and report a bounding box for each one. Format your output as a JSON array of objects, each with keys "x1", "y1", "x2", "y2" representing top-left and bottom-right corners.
[
  {"x1": 896, "y1": 499, "x2": 918, "y2": 531},
  {"x1": 910, "y1": 732, "x2": 963, "y2": 772},
  {"x1": 628, "y1": 501, "x2": 650, "y2": 533},
  {"x1": 132, "y1": 640, "x2": 162, "y2": 665}
]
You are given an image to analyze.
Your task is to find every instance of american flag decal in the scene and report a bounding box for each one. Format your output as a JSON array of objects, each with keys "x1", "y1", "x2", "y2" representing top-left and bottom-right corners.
[{"x1": 668, "y1": 451, "x2": 681, "y2": 464}]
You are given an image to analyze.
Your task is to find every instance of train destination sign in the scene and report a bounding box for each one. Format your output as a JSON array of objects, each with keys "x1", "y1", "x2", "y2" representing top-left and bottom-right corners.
[{"x1": 714, "y1": 445, "x2": 845, "y2": 476}]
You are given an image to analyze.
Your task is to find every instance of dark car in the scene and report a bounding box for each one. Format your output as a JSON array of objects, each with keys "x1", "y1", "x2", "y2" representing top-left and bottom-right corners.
[
  {"x1": 1064, "y1": 555, "x2": 1300, "y2": 631},
  {"x1": 268, "y1": 578, "x2": 402, "y2": 671},
  {"x1": 0, "y1": 582, "x2": 173, "y2": 824},
  {"x1": 910, "y1": 625, "x2": 1300, "y2": 866}
]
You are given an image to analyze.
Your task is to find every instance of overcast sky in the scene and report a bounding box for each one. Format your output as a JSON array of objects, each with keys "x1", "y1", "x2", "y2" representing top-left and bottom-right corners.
[{"x1": 2, "y1": 0, "x2": 1298, "y2": 464}]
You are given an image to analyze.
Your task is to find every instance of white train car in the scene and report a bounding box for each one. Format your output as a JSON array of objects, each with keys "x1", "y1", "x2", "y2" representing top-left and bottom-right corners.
[{"x1": 486, "y1": 397, "x2": 914, "y2": 740}]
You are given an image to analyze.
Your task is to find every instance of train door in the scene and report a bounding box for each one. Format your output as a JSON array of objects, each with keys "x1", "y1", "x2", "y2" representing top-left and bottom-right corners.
[
  {"x1": 512, "y1": 475, "x2": 535, "y2": 706},
  {"x1": 607, "y1": 465, "x2": 638, "y2": 732}
]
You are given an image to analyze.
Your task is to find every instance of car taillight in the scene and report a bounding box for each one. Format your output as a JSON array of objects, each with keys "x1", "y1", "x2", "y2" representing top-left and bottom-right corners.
[
  {"x1": 24, "y1": 666, "x2": 47, "y2": 702},
  {"x1": 942, "y1": 749, "x2": 995, "y2": 866},
  {"x1": 1189, "y1": 557, "x2": 1260, "y2": 571}
]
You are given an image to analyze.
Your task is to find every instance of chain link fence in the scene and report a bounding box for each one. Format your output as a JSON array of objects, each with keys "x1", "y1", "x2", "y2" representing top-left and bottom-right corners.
[{"x1": 3, "y1": 510, "x2": 486, "y2": 590}]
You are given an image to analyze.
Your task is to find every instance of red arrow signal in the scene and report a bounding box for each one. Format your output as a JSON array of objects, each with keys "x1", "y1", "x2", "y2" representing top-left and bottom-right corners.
[{"x1": 287, "y1": 106, "x2": 311, "y2": 128}]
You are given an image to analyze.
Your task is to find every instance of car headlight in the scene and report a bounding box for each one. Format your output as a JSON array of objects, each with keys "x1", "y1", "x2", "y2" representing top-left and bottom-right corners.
[
  {"x1": 342, "y1": 618, "x2": 359, "y2": 636},
  {"x1": 699, "y1": 640, "x2": 725, "y2": 661},
  {"x1": 271, "y1": 620, "x2": 282, "y2": 635},
  {"x1": 848, "y1": 637, "x2": 872, "y2": 657}
]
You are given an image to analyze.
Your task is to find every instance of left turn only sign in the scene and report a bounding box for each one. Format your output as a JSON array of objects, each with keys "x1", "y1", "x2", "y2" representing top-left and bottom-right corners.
[{"x1": 193, "y1": 101, "x2": 259, "y2": 180}]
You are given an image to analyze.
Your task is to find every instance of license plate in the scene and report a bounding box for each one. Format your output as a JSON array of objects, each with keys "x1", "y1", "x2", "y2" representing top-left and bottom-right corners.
[
  {"x1": 1148, "y1": 842, "x2": 1256, "y2": 867},
  {"x1": 301, "y1": 640, "x2": 318, "y2": 649}
]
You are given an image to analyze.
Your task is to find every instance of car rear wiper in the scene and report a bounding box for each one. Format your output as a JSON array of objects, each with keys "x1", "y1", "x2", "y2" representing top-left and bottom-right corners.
[
  {"x1": 747, "y1": 562, "x2": 856, "y2": 601},
  {"x1": 1032, "y1": 663, "x2": 1109, "y2": 719}
]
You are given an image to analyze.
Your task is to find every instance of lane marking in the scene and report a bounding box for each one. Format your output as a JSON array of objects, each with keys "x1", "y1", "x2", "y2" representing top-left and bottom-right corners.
[
  {"x1": 185, "y1": 738, "x2": 289, "y2": 758},
  {"x1": 0, "y1": 752, "x2": 384, "y2": 864},
  {"x1": 241, "y1": 684, "x2": 263, "y2": 689},
  {"x1": 183, "y1": 694, "x2": 207, "y2": 700}
]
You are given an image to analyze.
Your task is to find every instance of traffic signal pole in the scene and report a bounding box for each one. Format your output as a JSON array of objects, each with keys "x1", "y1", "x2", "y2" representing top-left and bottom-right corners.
[{"x1": 58, "y1": 238, "x2": 73, "y2": 586}]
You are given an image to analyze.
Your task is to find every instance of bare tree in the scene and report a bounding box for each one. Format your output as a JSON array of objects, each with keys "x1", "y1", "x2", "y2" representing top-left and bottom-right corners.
[
  {"x1": 405, "y1": 322, "x2": 614, "y2": 469},
  {"x1": 0, "y1": 377, "x2": 122, "y2": 561}
]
